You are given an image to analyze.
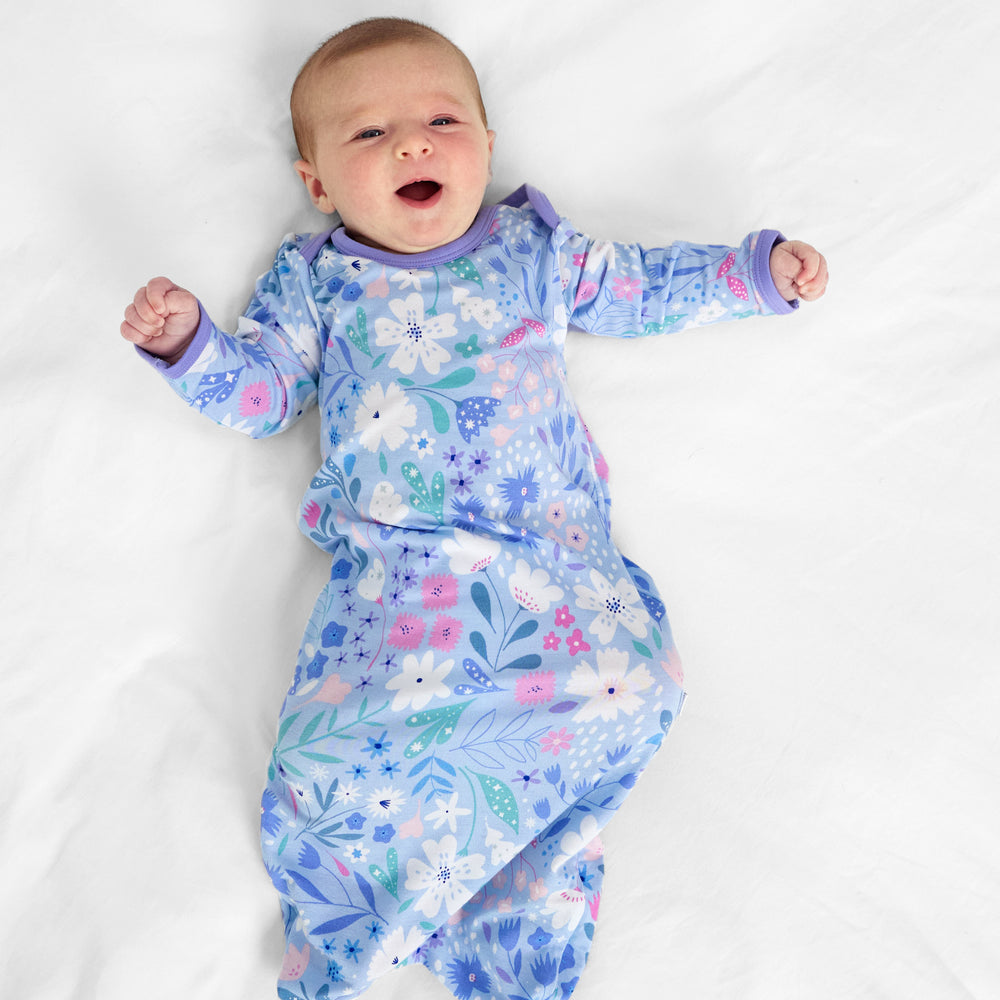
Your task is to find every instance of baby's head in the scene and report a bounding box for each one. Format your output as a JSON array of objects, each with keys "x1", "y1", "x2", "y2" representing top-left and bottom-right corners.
[{"x1": 291, "y1": 18, "x2": 495, "y2": 255}]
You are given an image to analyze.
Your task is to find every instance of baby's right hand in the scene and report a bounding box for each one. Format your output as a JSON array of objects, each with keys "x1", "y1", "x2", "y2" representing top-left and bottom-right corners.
[{"x1": 121, "y1": 277, "x2": 200, "y2": 365}]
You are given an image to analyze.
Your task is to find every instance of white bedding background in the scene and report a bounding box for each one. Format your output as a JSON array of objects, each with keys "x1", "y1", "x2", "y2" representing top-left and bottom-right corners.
[{"x1": 3, "y1": 2, "x2": 998, "y2": 997}]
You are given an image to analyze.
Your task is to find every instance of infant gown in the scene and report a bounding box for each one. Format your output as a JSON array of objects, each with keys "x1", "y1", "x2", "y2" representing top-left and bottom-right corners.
[{"x1": 143, "y1": 185, "x2": 794, "y2": 999}]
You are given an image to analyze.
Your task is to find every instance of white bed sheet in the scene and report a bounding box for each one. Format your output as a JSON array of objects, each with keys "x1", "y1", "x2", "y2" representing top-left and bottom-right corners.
[{"x1": 3, "y1": 1, "x2": 998, "y2": 997}]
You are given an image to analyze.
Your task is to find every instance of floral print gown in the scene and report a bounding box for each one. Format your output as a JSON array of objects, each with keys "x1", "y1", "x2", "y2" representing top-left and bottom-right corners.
[{"x1": 143, "y1": 185, "x2": 794, "y2": 1000}]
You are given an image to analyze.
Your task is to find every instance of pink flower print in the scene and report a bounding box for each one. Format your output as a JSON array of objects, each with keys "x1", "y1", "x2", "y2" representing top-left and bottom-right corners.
[
  {"x1": 564, "y1": 525, "x2": 589, "y2": 551},
  {"x1": 547, "y1": 502, "x2": 566, "y2": 527},
  {"x1": 612, "y1": 277, "x2": 642, "y2": 301},
  {"x1": 477, "y1": 353, "x2": 496, "y2": 373},
  {"x1": 523, "y1": 372, "x2": 539, "y2": 392},
  {"x1": 514, "y1": 869, "x2": 528, "y2": 893},
  {"x1": 540, "y1": 727, "x2": 574, "y2": 756},
  {"x1": 238, "y1": 380, "x2": 271, "y2": 416},
  {"x1": 516, "y1": 670, "x2": 556, "y2": 706},
  {"x1": 315, "y1": 673, "x2": 351, "y2": 705},
  {"x1": 573, "y1": 253, "x2": 587, "y2": 267},
  {"x1": 542, "y1": 631, "x2": 561, "y2": 651},
  {"x1": 529, "y1": 877, "x2": 547, "y2": 901},
  {"x1": 574, "y1": 281, "x2": 598, "y2": 308},
  {"x1": 491, "y1": 381, "x2": 508, "y2": 400},
  {"x1": 366, "y1": 266, "x2": 390, "y2": 298},
  {"x1": 594, "y1": 452, "x2": 610, "y2": 482},
  {"x1": 566, "y1": 628, "x2": 591, "y2": 656},
  {"x1": 387, "y1": 613, "x2": 425, "y2": 650},
  {"x1": 280, "y1": 943, "x2": 310, "y2": 981},
  {"x1": 429, "y1": 614, "x2": 463, "y2": 652},
  {"x1": 554, "y1": 605, "x2": 576, "y2": 629},
  {"x1": 527, "y1": 397, "x2": 542, "y2": 415},
  {"x1": 422, "y1": 573, "x2": 458, "y2": 610},
  {"x1": 303, "y1": 500, "x2": 321, "y2": 528},
  {"x1": 498, "y1": 360, "x2": 518, "y2": 382}
]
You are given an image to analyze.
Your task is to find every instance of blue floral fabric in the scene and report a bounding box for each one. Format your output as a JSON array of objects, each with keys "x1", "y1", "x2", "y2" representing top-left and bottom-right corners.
[{"x1": 148, "y1": 190, "x2": 789, "y2": 999}]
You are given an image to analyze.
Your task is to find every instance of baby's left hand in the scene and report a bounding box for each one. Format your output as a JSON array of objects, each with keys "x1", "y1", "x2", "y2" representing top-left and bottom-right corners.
[{"x1": 770, "y1": 240, "x2": 828, "y2": 302}]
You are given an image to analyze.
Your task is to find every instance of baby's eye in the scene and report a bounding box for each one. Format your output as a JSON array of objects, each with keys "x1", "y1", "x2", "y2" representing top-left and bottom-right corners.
[
  {"x1": 430, "y1": 117, "x2": 455, "y2": 126},
  {"x1": 356, "y1": 128, "x2": 384, "y2": 140}
]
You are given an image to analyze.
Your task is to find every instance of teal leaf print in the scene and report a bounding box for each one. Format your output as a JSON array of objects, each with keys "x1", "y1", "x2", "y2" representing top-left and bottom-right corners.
[
  {"x1": 444, "y1": 257, "x2": 483, "y2": 287},
  {"x1": 426, "y1": 367, "x2": 476, "y2": 391},
  {"x1": 473, "y1": 771, "x2": 519, "y2": 833},
  {"x1": 401, "y1": 462, "x2": 445, "y2": 523},
  {"x1": 369, "y1": 847, "x2": 399, "y2": 898},
  {"x1": 471, "y1": 581, "x2": 492, "y2": 626},
  {"x1": 403, "y1": 701, "x2": 472, "y2": 757},
  {"x1": 345, "y1": 307, "x2": 371, "y2": 355}
]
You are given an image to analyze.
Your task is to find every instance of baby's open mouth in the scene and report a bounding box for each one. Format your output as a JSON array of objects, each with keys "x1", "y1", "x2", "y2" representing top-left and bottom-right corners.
[{"x1": 396, "y1": 180, "x2": 441, "y2": 202}]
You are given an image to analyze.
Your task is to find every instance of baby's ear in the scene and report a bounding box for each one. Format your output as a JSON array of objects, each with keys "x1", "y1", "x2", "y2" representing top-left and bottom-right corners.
[{"x1": 294, "y1": 160, "x2": 336, "y2": 214}]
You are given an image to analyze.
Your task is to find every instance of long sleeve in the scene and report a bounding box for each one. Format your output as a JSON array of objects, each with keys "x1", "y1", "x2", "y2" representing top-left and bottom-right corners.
[
  {"x1": 137, "y1": 235, "x2": 324, "y2": 438},
  {"x1": 556, "y1": 224, "x2": 796, "y2": 339}
]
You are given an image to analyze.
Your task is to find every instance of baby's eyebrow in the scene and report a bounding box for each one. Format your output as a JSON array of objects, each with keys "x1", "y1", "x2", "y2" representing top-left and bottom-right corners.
[{"x1": 332, "y1": 91, "x2": 472, "y2": 127}]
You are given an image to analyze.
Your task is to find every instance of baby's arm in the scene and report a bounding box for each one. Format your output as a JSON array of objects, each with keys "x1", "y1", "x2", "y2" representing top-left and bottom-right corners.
[
  {"x1": 120, "y1": 277, "x2": 201, "y2": 366},
  {"x1": 769, "y1": 241, "x2": 828, "y2": 302}
]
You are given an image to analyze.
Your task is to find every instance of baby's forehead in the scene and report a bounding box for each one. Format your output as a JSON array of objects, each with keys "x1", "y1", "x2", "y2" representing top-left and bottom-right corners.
[{"x1": 309, "y1": 43, "x2": 480, "y2": 118}]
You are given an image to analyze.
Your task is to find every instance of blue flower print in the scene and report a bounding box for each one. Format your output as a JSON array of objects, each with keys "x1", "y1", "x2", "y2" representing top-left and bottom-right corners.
[
  {"x1": 260, "y1": 790, "x2": 282, "y2": 836},
  {"x1": 373, "y1": 824, "x2": 395, "y2": 843},
  {"x1": 528, "y1": 927, "x2": 553, "y2": 950},
  {"x1": 365, "y1": 731, "x2": 392, "y2": 758},
  {"x1": 306, "y1": 650, "x2": 328, "y2": 680},
  {"x1": 446, "y1": 955, "x2": 492, "y2": 999},
  {"x1": 322, "y1": 621, "x2": 348, "y2": 647},
  {"x1": 500, "y1": 466, "x2": 540, "y2": 519},
  {"x1": 346, "y1": 812, "x2": 366, "y2": 830},
  {"x1": 530, "y1": 954, "x2": 558, "y2": 987}
]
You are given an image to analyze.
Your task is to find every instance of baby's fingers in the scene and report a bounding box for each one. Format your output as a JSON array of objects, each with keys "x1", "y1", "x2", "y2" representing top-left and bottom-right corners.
[
  {"x1": 796, "y1": 254, "x2": 829, "y2": 301},
  {"x1": 121, "y1": 298, "x2": 164, "y2": 342}
]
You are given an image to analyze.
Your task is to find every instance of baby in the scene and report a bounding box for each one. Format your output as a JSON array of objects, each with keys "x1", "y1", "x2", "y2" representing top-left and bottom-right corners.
[{"x1": 121, "y1": 16, "x2": 827, "y2": 1000}]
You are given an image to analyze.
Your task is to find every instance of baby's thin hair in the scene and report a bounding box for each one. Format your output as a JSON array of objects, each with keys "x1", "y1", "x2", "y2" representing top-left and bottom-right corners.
[{"x1": 290, "y1": 17, "x2": 488, "y2": 161}]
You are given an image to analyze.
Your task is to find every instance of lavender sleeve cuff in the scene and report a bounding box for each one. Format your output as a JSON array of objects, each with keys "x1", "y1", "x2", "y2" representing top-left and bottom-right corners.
[
  {"x1": 134, "y1": 302, "x2": 214, "y2": 378},
  {"x1": 752, "y1": 230, "x2": 798, "y2": 315}
]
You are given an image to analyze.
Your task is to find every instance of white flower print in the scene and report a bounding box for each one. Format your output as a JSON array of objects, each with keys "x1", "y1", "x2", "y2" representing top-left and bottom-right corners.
[
  {"x1": 366, "y1": 926, "x2": 426, "y2": 981},
  {"x1": 354, "y1": 382, "x2": 417, "y2": 452},
  {"x1": 442, "y1": 528, "x2": 501, "y2": 574},
  {"x1": 425, "y1": 791, "x2": 471, "y2": 833},
  {"x1": 451, "y1": 287, "x2": 502, "y2": 329},
  {"x1": 484, "y1": 823, "x2": 517, "y2": 866},
  {"x1": 366, "y1": 784, "x2": 407, "y2": 819},
  {"x1": 334, "y1": 780, "x2": 363, "y2": 806},
  {"x1": 508, "y1": 559, "x2": 564, "y2": 614},
  {"x1": 542, "y1": 886, "x2": 586, "y2": 929},
  {"x1": 404, "y1": 834, "x2": 486, "y2": 918},
  {"x1": 573, "y1": 567, "x2": 650, "y2": 644},
  {"x1": 409, "y1": 429, "x2": 437, "y2": 459},
  {"x1": 385, "y1": 650, "x2": 454, "y2": 712},
  {"x1": 374, "y1": 293, "x2": 457, "y2": 375},
  {"x1": 390, "y1": 268, "x2": 433, "y2": 292},
  {"x1": 549, "y1": 815, "x2": 601, "y2": 873},
  {"x1": 565, "y1": 647, "x2": 654, "y2": 722},
  {"x1": 369, "y1": 481, "x2": 409, "y2": 524},
  {"x1": 357, "y1": 559, "x2": 386, "y2": 603}
]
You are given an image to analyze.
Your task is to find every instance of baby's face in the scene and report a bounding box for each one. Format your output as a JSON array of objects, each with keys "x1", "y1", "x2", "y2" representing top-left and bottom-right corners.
[{"x1": 297, "y1": 41, "x2": 495, "y2": 255}]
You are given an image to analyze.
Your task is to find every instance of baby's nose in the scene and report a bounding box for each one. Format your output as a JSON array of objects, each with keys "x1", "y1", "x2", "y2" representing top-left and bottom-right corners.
[{"x1": 394, "y1": 128, "x2": 432, "y2": 158}]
